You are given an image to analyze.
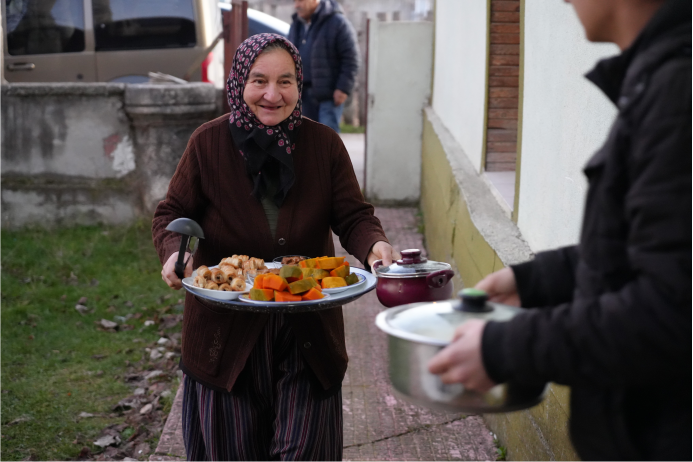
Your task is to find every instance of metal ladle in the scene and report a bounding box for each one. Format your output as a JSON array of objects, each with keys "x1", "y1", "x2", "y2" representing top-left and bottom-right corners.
[{"x1": 165, "y1": 218, "x2": 205, "y2": 279}]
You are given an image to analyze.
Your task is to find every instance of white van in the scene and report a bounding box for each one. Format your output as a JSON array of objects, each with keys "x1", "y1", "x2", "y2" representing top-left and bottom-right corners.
[{"x1": 2, "y1": 0, "x2": 288, "y2": 85}]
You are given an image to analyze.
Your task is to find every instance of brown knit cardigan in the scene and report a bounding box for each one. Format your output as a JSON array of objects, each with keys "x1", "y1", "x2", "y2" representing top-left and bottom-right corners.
[{"x1": 152, "y1": 115, "x2": 388, "y2": 392}]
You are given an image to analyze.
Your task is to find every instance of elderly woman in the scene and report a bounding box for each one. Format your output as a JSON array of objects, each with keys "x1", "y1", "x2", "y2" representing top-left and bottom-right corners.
[{"x1": 152, "y1": 34, "x2": 396, "y2": 460}]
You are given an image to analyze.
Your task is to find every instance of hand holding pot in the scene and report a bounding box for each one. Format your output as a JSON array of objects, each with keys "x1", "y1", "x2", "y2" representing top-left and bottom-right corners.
[
  {"x1": 427, "y1": 319, "x2": 496, "y2": 392},
  {"x1": 367, "y1": 241, "x2": 399, "y2": 267},
  {"x1": 475, "y1": 267, "x2": 520, "y2": 307}
]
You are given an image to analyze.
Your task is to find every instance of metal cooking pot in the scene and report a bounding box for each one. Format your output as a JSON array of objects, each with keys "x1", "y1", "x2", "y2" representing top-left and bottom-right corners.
[
  {"x1": 375, "y1": 288, "x2": 547, "y2": 414},
  {"x1": 372, "y1": 249, "x2": 454, "y2": 307}
]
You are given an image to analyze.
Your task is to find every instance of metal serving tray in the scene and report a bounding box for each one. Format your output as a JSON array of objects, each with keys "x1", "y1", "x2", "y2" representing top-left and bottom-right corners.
[{"x1": 183, "y1": 267, "x2": 376, "y2": 313}]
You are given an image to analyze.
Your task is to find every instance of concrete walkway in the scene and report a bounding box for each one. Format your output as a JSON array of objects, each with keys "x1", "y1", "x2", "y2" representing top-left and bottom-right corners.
[{"x1": 150, "y1": 135, "x2": 497, "y2": 461}]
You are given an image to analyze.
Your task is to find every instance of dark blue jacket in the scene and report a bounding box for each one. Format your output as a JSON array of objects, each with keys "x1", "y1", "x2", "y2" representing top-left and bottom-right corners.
[{"x1": 288, "y1": 0, "x2": 359, "y2": 102}]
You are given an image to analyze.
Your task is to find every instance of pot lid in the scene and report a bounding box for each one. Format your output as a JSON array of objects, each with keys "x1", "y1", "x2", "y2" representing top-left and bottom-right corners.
[
  {"x1": 375, "y1": 288, "x2": 523, "y2": 346},
  {"x1": 375, "y1": 249, "x2": 451, "y2": 277}
]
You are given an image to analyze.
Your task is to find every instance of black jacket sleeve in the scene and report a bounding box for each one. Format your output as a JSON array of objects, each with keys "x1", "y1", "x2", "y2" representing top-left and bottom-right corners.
[
  {"x1": 482, "y1": 66, "x2": 692, "y2": 389},
  {"x1": 511, "y1": 246, "x2": 579, "y2": 308}
]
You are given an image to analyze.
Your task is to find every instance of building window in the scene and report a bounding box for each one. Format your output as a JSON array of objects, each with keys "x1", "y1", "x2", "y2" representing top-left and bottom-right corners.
[
  {"x1": 92, "y1": 0, "x2": 196, "y2": 51},
  {"x1": 6, "y1": 0, "x2": 85, "y2": 55}
]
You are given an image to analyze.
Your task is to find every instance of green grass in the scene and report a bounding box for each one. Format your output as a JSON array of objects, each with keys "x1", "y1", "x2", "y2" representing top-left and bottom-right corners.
[
  {"x1": 339, "y1": 123, "x2": 365, "y2": 134},
  {"x1": 1, "y1": 221, "x2": 179, "y2": 461}
]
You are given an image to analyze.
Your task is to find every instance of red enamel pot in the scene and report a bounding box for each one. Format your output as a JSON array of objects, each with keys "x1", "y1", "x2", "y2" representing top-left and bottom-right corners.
[{"x1": 372, "y1": 249, "x2": 455, "y2": 308}]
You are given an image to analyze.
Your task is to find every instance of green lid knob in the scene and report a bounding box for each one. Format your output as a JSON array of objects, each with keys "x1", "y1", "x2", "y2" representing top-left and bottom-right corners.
[{"x1": 458, "y1": 288, "x2": 490, "y2": 312}]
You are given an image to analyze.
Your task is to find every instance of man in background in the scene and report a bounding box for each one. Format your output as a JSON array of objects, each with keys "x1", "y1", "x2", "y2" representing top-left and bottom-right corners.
[
  {"x1": 428, "y1": 0, "x2": 691, "y2": 460},
  {"x1": 289, "y1": 0, "x2": 359, "y2": 132}
]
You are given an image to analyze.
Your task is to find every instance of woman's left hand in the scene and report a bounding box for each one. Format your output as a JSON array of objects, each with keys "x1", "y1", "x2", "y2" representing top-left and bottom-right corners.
[{"x1": 367, "y1": 241, "x2": 400, "y2": 267}]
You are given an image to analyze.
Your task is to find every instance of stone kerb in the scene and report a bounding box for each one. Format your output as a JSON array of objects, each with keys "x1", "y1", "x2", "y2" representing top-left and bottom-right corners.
[{"x1": 123, "y1": 84, "x2": 218, "y2": 215}]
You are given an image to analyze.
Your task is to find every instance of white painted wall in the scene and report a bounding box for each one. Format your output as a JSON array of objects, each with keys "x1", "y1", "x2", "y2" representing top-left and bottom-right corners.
[
  {"x1": 517, "y1": 0, "x2": 619, "y2": 252},
  {"x1": 431, "y1": 0, "x2": 487, "y2": 172},
  {"x1": 365, "y1": 21, "x2": 433, "y2": 203}
]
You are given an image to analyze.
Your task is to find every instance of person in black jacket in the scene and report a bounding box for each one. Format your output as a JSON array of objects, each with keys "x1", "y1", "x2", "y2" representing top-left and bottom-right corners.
[
  {"x1": 428, "y1": 0, "x2": 691, "y2": 460},
  {"x1": 288, "y1": 0, "x2": 359, "y2": 132}
]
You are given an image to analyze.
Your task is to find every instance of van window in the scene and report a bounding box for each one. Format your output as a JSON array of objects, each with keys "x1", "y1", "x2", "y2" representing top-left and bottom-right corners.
[
  {"x1": 93, "y1": 0, "x2": 196, "y2": 51},
  {"x1": 5, "y1": 0, "x2": 85, "y2": 55}
]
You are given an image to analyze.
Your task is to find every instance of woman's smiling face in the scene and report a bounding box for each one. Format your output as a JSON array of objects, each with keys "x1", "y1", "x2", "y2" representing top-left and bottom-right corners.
[{"x1": 243, "y1": 47, "x2": 299, "y2": 126}]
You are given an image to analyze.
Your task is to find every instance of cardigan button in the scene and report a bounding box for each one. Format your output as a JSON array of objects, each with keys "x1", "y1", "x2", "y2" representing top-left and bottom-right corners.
[
  {"x1": 303, "y1": 342, "x2": 312, "y2": 349},
  {"x1": 278, "y1": 238, "x2": 286, "y2": 245}
]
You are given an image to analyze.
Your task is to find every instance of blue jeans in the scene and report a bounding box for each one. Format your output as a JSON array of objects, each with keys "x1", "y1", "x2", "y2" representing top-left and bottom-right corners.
[{"x1": 302, "y1": 86, "x2": 344, "y2": 133}]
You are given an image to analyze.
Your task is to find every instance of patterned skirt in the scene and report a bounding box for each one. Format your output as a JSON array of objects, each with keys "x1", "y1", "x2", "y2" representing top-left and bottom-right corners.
[{"x1": 182, "y1": 313, "x2": 343, "y2": 461}]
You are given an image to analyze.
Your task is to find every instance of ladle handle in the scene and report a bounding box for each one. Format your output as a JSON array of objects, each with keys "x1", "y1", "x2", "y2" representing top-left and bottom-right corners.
[{"x1": 174, "y1": 236, "x2": 189, "y2": 279}]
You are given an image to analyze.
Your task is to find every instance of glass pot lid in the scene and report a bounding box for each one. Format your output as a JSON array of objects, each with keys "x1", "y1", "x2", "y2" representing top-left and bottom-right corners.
[
  {"x1": 375, "y1": 249, "x2": 451, "y2": 278},
  {"x1": 376, "y1": 289, "x2": 524, "y2": 346}
]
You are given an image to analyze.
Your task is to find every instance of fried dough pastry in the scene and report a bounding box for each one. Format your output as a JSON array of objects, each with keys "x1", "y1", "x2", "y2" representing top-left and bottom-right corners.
[
  {"x1": 196, "y1": 265, "x2": 212, "y2": 279},
  {"x1": 210, "y1": 268, "x2": 228, "y2": 284},
  {"x1": 230, "y1": 277, "x2": 246, "y2": 291}
]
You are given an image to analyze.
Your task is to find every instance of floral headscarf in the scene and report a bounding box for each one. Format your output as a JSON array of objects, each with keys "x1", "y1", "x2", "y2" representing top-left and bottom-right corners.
[{"x1": 227, "y1": 33, "x2": 303, "y2": 207}]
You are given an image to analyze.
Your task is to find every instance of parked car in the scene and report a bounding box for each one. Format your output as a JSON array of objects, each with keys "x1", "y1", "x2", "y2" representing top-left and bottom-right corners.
[{"x1": 2, "y1": 0, "x2": 289, "y2": 86}]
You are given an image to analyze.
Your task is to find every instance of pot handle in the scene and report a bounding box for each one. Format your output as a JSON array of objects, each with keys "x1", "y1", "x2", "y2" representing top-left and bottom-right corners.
[
  {"x1": 426, "y1": 269, "x2": 454, "y2": 289},
  {"x1": 371, "y1": 259, "x2": 383, "y2": 276}
]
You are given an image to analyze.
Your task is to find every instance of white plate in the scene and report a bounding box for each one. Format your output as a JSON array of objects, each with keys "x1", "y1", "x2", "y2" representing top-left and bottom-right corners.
[
  {"x1": 183, "y1": 266, "x2": 249, "y2": 301},
  {"x1": 321, "y1": 271, "x2": 367, "y2": 294},
  {"x1": 239, "y1": 292, "x2": 332, "y2": 304}
]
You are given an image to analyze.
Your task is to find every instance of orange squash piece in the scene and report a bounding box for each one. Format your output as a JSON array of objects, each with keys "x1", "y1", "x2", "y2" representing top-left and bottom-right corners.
[
  {"x1": 263, "y1": 274, "x2": 288, "y2": 292},
  {"x1": 310, "y1": 269, "x2": 329, "y2": 281},
  {"x1": 249, "y1": 288, "x2": 274, "y2": 301},
  {"x1": 321, "y1": 277, "x2": 347, "y2": 289},
  {"x1": 275, "y1": 291, "x2": 302, "y2": 302},
  {"x1": 288, "y1": 278, "x2": 314, "y2": 295},
  {"x1": 301, "y1": 288, "x2": 324, "y2": 300},
  {"x1": 316, "y1": 257, "x2": 345, "y2": 271},
  {"x1": 253, "y1": 273, "x2": 268, "y2": 289},
  {"x1": 279, "y1": 265, "x2": 303, "y2": 282},
  {"x1": 299, "y1": 258, "x2": 319, "y2": 269},
  {"x1": 329, "y1": 264, "x2": 350, "y2": 279}
]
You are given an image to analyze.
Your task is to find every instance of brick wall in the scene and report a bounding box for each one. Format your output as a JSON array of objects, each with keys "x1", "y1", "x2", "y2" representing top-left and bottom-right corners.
[{"x1": 485, "y1": 0, "x2": 520, "y2": 172}]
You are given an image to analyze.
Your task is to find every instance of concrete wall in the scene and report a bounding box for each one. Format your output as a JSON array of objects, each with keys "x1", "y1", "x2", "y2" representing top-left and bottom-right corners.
[
  {"x1": 517, "y1": 0, "x2": 618, "y2": 252},
  {"x1": 431, "y1": 0, "x2": 488, "y2": 173},
  {"x1": 1, "y1": 83, "x2": 219, "y2": 229},
  {"x1": 365, "y1": 21, "x2": 433, "y2": 205}
]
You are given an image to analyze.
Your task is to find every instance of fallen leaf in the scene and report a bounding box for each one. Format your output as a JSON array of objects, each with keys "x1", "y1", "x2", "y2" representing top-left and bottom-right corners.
[
  {"x1": 93, "y1": 434, "x2": 120, "y2": 448},
  {"x1": 125, "y1": 301, "x2": 134, "y2": 308},
  {"x1": 78, "y1": 412, "x2": 95, "y2": 418},
  {"x1": 60, "y1": 294, "x2": 67, "y2": 301},
  {"x1": 75, "y1": 305, "x2": 89, "y2": 315},
  {"x1": 78, "y1": 296, "x2": 88, "y2": 305},
  {"x1": 106, "y1": 306, "x2": 117, "y2": 313},
  {"x1": 99, "y1": 319, "x2": 118, "y2": 330},
  {"x1": 92, "y1": 354, "x2": 106, "y2": 360},
  {"x1": 139, "y1": 404, "x2": 153, "y2": 415},
  {"x1": 27, "y1": 335, "x2": 34, "y2": 340},
  {"x1": 144, "y1": 370, "x2": 163, "y2": 380},
  {"x1": 7, "y1": 415, "x2": 32, "y2": 425}
]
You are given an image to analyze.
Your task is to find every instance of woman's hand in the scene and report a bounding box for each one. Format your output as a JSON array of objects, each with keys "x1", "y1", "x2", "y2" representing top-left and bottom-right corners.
[
  {"x1": 161, "y1": 252, "x2": 193, "y2": 290},
  {"x1": 427, "y1": 319, "x2": 496, "y2": 392},
  {"x1": 367, "y1": 241, "x2": 399, "y2": 267},
  {"x1": 475, "y1": 267, "x2": 520, "y2": 307}
]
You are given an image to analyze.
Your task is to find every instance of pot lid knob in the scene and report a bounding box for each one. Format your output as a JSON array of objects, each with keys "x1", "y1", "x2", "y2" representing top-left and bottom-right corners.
[
  {"x1": 458, "y1": 288, "x2": 492, "y2": 313},
  {"x1": 397, "y1": 249, "x2": 427, "y2": 265}
]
